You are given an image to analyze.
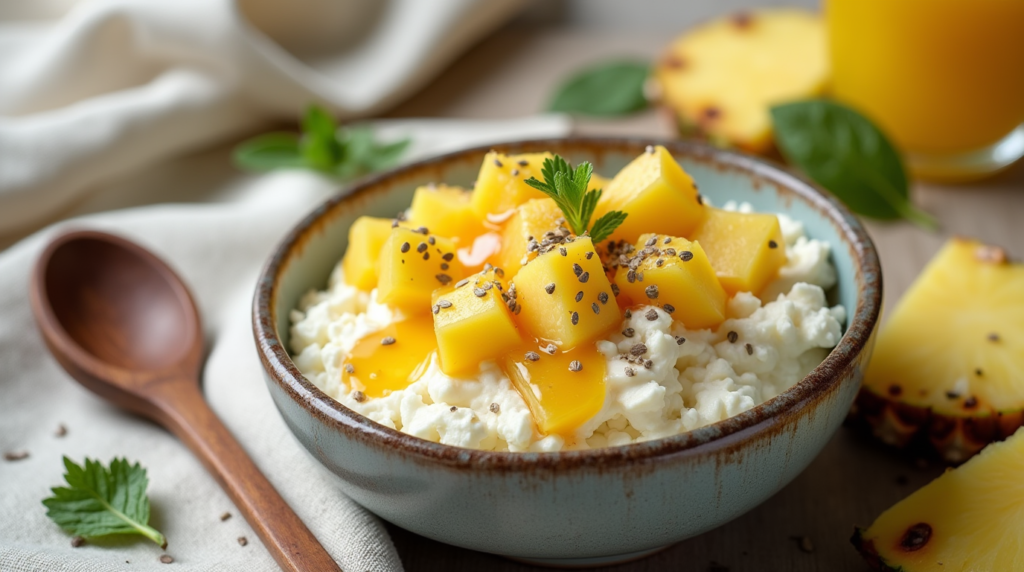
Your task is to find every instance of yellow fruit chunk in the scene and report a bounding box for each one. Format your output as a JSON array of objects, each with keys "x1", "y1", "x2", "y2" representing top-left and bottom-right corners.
[
  {"x1": 513, "y1": 237, "x2": 621, "y2": 349},
  {"x1": 853, "y1": 427, "x2": 1024, "y2": 572},
  {"x1": 654, "y1": 9, "x2": 827, "y2": 153},
  {"x1": 856, "y1": 239, "x2": 1024, "y2": 462},
  {"x1": 495, "y1": 198, "x2": 565, "y2": 279},
  {"x1": 407, "y1": 184, "x2": 484, "y2": 243},
  {"x1": 431, "y1": 270, "x2": 523, "y2": 376},
  {"x1": 470, "y1": 151, "x2": 553, "y2": 218},
  {"x1": 377, "y1": 227, "x2": 464, "y2": 313},
  {"x1": 689, "y1": 208, "x2": 786, "y2": 296},
  {"x1": 342, "y1": 316, "x2": 437, "y2": 398},
  {"x1": 503, "y1": 343, "x2": 606, "y2": 438},
  {"x1": 595, "y1": 146, "x2": 704, "y2": 244},
  {"x1": 614, "y1": 234, "x2": 726, "y2": 330},
  {"x1": 588, "y1": 172, "x2": 611, "y2": 192},
  {"x1": 342, "y1": 216, "x2": 394, "y2": 291}
]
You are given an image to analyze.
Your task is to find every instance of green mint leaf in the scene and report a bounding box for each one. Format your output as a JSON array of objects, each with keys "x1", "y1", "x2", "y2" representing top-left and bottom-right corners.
[
  {"x1": 233, "y1": 133, "x2": 304, "y2": 172},
  {"x1": 43, "y1": 457, "x2": 166, "y2": 549},
  {"x1": 579, "y1": 188, "x2": 601, "y2": 233},
  {"x1": 589, "y1": 211, "x2": 628, "y2": 244},
  {"x1": 771, "y1": 99, "x2": 937, "y2": 229},
  {"x1": 549, "y1": 61, "x2": 650, "y2": 116}
]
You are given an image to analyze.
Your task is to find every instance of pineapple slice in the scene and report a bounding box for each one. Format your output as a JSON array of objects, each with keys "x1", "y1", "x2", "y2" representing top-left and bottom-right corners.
[
  {"x1": 855, "y1": 239, "x2": 1024, "y2": 462},
  {"x1": 689, "y1": 207, "x2": 786, "y2": 296},
  {"x1": 470, "y1": 151, "x2": 553, "y2": 218},
  {"x1": 512, "y1": 237, "x2": 621, "y2": 349},
  {"x1": 377, "y1": 227, "x2": 464, "y2": 313},
  {"x1": 595, "y1": 145, "x2": 704, "y2": 244},
  {"x1": 614, "y1": 234, "x2": 726, "y2": 330},
  {"x1": 407, "y1": 184, "x2": 484, "y2": 243},
  {"x1": 494, "y1": 198, "x2": 566, "y2": 279},
  {"x1": 853, "y1": 427, "x2": 1024, "y2": 571},
  {"x1": 502, "y1": 343, "x2": 607, "y2": 437},
  {"x1": 431, "y1": 269, "x2": 523, "y2": 376},
  {"x1": 654, "y1": 9, "x2": 828, "y2": 153},
  {"x1": 342, "y1": 216, "x2": 395, "y2": 291}
]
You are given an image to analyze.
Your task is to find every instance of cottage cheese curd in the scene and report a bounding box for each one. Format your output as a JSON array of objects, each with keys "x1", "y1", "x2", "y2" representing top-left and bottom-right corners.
[{"x1": 289, "y1": 205, "x2": 845, "y2": 452}]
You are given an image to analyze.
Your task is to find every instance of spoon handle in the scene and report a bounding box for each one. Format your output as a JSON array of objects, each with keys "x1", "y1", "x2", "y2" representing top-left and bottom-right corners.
[{"x1": 153, "y1": 382, "x2": 343, "y2": 572}]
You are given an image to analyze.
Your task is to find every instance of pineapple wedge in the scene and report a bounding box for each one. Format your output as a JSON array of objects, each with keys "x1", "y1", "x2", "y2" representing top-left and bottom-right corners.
[
  {"x1": 690, "y1": 207, "x2": 787, "y2": 296},
  {"x1": 494, "y1": 198, "x2": 565, "y2": 279},
  {"x1": 854, "y1": 238, "x2": 1024, "y2": 462},
  {"x1": 853, "y1": 427, "x2": 1024, "y2": 571},
  {"x1": 408, "y1": 184, "x2": 483, "y2": 243},
  {"x1": 471, "y1": 151, "x2": 553, "y2": 219},
  {"x1": 654, "y1": 9, "x2": 828, "y2": 153},
  {"x1": 377, "y1": 227, "x2": 464, "y2": 313}
]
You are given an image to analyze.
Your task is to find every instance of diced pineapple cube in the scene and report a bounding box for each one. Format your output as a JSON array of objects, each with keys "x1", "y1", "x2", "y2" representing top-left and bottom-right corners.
[
  {"x1": 502, "y1": 343, "x2": 606, "y2": 437},
  {"x1": 513, "y1": 237, "x2": 621, "y2": 348},
  {"x1": 595, "y1": 145, "x2": 704, "y2": 244},
  {"x1": 407, "y1": 184, "x2": 484, "y2": 243},
  {"x1": 342, "y1": 216, "x2": 394, "y2": 291},
  {"x1": 690, "y1": 208, "x2": 786, "y2": 295},
  {"x1": 432, "y1": 270, "x2": 522, "y2": 376},
  {"x1": 495, "y1": 198, "x2": 565, "y2": 279},
  {"x1": 377, "y1": 227, "x2": 464, "y2": 312},
  {"x1": 614, "y1": 234, "x2": 726, "y2": 330},
  {"x1": 471, "y1": 151, "x2": 553, "y2": 218}
]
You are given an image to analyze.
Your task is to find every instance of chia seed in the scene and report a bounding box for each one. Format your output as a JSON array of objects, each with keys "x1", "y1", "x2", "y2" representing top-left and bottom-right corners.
[
  {"x1": 474, "y1": 288, "x2": 486, "y2": 297},
  {"x1": 645, "y1": 285, "x2": 659, "y2": 299},
  {"x1": 645, "y1": 308, "x2": 659, "y2": 321},
  {"x1": 663, "y1": 304, "x2": 675, "y2": 314},
  {"x1": 573, "y1": 263, "x2": 583, "y2": 276},
  {"x1": 598, "y1": 292, "x2": 609, "y2": 304},
  {"x1": 489, "y1": 403, "x2": 500, "y2": 413},
  {"x1": 575, "y1": 291, "x2": 584, "y2": 302},
  {"x1": 680, "y1": 251, "x2": 694, "y2": 262},
  {"x1": 381, "y1": 336, "x2": 396, "y2": 346},
  {"x1": 592, "y1": 303, "x2": 600, "y2": 314},
  {"x1": 579, "y1": 272, "x2": 590, "y2": 283},
  {"x1": 436, "y1": 273, "x2": 452, "y2": 285},
  {"x1": 569, "y1": 360, "x2": 582, "y2": 372},
  {"x1": 624, "y1": 367, "x2": 636, "y2": 377},
  {"x1": 727, "y1": 331, "x2": 739, "y2": 343},
  {"x1": 622, "y1": 328, "x2": 635, "y2": 338},
  {"x1": 352, "y1": 391, "x2": 366, "y2": 403},
  {"x1": 525, "y1": 351, "x2": 541, "y2": 362},
  {"x1": 545, "y1": 283, "x2": 556, "y2": 294},
  {"x1": 571, "y1": 312, "x2": 579, "y2": 325},
  {"x1": 630, "y1": 343, "x2": 647, "y2": 356},
  {"x1": 400, "y1": 242, "x2": 410, "y2": 253}
]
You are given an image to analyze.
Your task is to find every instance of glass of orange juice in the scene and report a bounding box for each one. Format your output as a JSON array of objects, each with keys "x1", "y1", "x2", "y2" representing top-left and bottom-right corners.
[{"x1": 827, "y1": 0, "x2": 1024, "y2": 181}]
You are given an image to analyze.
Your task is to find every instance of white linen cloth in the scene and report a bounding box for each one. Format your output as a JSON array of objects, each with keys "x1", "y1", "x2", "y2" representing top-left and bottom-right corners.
[
  {"x1": 0, "y1": 0, "x2": 529, "y2": 236},
  {"x1": 0, "y1": 115, "x2": 572, "y2": 572}
]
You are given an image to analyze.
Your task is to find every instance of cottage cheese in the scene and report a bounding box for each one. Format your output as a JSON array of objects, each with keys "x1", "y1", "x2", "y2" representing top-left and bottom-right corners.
[{"x1": 289, "y1": 205, "x2": 845, "y2": 452}]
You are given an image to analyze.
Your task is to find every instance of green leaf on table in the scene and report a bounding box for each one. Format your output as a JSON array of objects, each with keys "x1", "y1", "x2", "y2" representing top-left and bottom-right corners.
[
  {"x1": 233, "y1": 133, "x2": 305, "y2": 172},
  {"x1": 42, "y1": 457, "x2": 167, "y2": 548},
  {"x1": 233, "y1": 104, "x2": 411, "y2": 181},
  {"x1": 770, "y1": 99, "x2": 937, "y2": 229},
  {"x1": 524, "y1": 154, "x2": 626, "y2": 241},
  {"x1": 549, "y1": 61, "x2": 651, "y2": 116}
]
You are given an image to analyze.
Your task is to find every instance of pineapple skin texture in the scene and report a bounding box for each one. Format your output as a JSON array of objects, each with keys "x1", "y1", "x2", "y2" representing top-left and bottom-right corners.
[
  {"x1": 377, "y1": 227, "x2": 464, "y2": 313},
  {"x1": 408, "y1": 184, "x2": 483, "y2": 243},
  {"x1": 495, "y1": 198, "x2": 564, "y2": 279},
  {"x1": 470, "y1": 151, "x2": 553, "y2": 218},
  {"x1": 851, "y1": 238, "x2": 1024, "y2": 463},
  {"x1": 342, "y1": 216, "x2": 395, "y2": 291},
  {"x1": 512, "y1": 237, "x2": 621, "y2": 349},
  {"x1": 614, "y1": 234, "x2": 726, "y2": 330},
  {"x1": 432, "y1": 273, "x2": 522, "y2": 376},
  {"x1": 853, "y1": 427, "x2": 1024, "y2": 571},
  {"x1": 596, "y1": 145, "x2": 705, "y2": 244},
  {"x1": 654, "y1": 8, "x2": 828, "y2": 153},
  {"x1": 690, "y1": 207, "x2": 786, "y2": 296}
]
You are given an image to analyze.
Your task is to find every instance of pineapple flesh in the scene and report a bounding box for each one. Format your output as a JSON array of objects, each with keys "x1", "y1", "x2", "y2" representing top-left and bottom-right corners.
[
  {"x1": 856, "y1": 238, "x2": 1024, "y2": 462},
  {"x1": 853, "y1": 427, "x2": 1024, "y2": 571},
  {"x1": 654, "y1": 8, "x2": 828, "y2": 153}
]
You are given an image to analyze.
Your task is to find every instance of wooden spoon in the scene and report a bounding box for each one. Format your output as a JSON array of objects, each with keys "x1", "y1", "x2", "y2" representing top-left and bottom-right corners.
[{"x1": 30, "y1": 230, "x2": 342, "y2": 572}]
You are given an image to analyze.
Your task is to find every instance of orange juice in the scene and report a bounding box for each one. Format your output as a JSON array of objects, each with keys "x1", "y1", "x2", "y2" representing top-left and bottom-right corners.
[{"x1": 827, "y1": 0, "x2": 1024, "y2": 155}]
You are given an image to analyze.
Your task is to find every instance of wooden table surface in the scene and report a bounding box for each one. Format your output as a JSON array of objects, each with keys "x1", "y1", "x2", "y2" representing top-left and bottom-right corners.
[{"x1": 384, "y1": 26, "x2": 1024, "y2": 572}]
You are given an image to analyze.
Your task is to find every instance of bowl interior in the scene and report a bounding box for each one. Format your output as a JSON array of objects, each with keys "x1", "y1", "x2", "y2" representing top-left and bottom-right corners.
[{"x1": 272, "y1": 141, "x2": 860, "y2": 361}]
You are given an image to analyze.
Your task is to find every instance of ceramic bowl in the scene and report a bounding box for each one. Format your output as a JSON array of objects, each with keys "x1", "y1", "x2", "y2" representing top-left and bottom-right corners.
[{"x1": 252, "y1": 138, "x2": 882, "y2": 566}]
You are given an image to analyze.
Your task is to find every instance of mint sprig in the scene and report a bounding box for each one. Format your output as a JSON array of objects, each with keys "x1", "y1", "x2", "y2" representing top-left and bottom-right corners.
[
  {"x1": 524, "y1": 155, "x2": 627, "y2": 243},
  {"x1": 234, "y1": 104, "x2": 410, "y2": 180},
  {"x1": 43, "y1": 457, "x2": 167, "y2": 548}
]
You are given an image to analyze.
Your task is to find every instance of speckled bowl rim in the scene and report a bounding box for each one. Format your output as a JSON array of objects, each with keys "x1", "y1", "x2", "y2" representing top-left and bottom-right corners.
[{"x1": 253, "y1": 137, "x2": 881, "y2": 472}]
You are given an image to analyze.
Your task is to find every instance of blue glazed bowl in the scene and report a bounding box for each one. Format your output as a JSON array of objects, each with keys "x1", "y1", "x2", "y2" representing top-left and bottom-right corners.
[{"x1": 253, "y1": 138, "x2": 882, "y2": 566}]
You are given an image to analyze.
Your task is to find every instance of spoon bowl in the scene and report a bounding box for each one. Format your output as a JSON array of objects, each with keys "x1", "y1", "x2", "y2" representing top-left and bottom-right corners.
[{"x1": 31, "y1": 229, "x2": 340, "y2": 572}]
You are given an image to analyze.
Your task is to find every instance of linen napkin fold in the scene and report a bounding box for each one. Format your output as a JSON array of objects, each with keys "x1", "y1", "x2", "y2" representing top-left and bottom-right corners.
[
  {"x1": 0, "y1": 116, "x2": 571, "y2": 571},
  {"x1": 0, "y1": 0, "x2": 529, "y2": 235}
]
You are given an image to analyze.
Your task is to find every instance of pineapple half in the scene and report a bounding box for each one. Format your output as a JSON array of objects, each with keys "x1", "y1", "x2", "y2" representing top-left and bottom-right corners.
[
  {"x1": 653, "y1": 8, "x2": 827, "y2": 153},
  {"x1": 853, "y1": 426, "x2": 1024, "y2": 570},
  {"x1": 853, "y1": 238, "x2": 1024, "y2": 462}
]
